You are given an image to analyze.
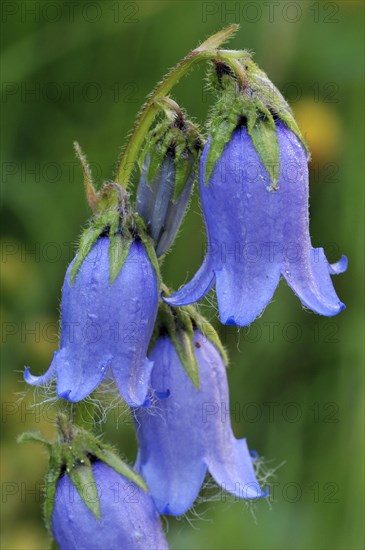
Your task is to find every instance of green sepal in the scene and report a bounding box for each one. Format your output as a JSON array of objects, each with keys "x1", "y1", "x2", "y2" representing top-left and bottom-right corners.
[
  {"x1": 17, "y1": 430, "x2": 63, "y2": 530},
  {"x1": 188, "y1": 306, "x2": 229, "y2": 366},
  {"x1": 70, "y1": 212, "x2": 110, "y2": 284},
  {"x1": 204, "y1": 105, "x2": 240, "y2": 185},
  {"x1": 248, "y1": 113, "x2": 280, "y2": 190},
  {"x1": 50, "y1": 539, "x2": 60, "y2": 550},
  {"x1": 152, "y1": 297, "x2": 230, "y2": 386},
  {"x1": 173, "y1": 154, "x2": 194, "y2": 202},
  {"x1": 20, "y1": 414, "x2": 149, "y2": 531},
  {"x1": 138, "y1": 100, "x2": 201, "y2": 200},
  {"x1": 17, "y1": 431, "x2": 52, "y2": 448},
  {"x1": 67, "y1": 457, "x2": 101, "y2": 520},
  {"x1": 246, "y1": 61, "x2": 309, "y2": 155},
  {"x1": 133, "y1": 215, "x2": 161, "y2": 282},
  {"x1": 205, "y1": 85, "x2": 258, "y2": 184},
  {"x1": 171, "y1": 308, "x2": 199, "y2": 388},
  {"x1": 94, "y1": 448, "x2": 147, "y2": 492},
  {"x1": 147, "y1": 146, "x2": 164, "y2": 185},
  {"x1": 205, "y1": 56, "x2": 310, "y2": 187},
  {"x1": 70, "y1": 179, "x2": 131, "y2": 284},
  {"x1": 43, "y1": 447, "x2": 63, "y2": 530},
  {"x1": 152, "y1": 301, "x2": 199, "y2": 388},
  {"x1": 109, "y1": 233, "x2": 132, "y2": 284}
]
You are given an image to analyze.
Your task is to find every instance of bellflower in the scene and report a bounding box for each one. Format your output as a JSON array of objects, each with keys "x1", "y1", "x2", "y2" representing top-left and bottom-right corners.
[
  {"x1": 134, "y1": 330, "x2": 267, "y2": 516},
  {"x1": 25, "y1": 236, "x2": 158, "y2": 406},
  {"x1": 52, "y1": 461, "x2": 169, "y2": 550},
  {"x1": 165, "y1": 121, "x2": 347, "y2": 326}
]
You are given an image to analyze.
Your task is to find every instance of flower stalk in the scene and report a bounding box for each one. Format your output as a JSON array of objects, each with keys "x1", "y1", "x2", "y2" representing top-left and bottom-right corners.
[{"x1": 115, "y1": 24, "x2": 247, "y2": 188}]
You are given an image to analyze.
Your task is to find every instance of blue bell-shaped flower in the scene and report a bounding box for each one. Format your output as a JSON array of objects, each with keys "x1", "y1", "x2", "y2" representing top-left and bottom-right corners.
[
  {"x1": 165, "y1": 120, "x2": 347, "y2": 326},
  {"x1": 25, "y1": 235, "x2": 158, "y2": 406},
  {"x1": 52, "y1": 460, "x2": 169, "y2": 550},
  {"x1": 134, "y1": 330, "x2": 267, "y2": 516}
]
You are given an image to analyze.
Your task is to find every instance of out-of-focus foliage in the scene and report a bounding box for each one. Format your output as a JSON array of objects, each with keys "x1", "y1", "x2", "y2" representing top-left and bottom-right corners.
[{"x1": 1, "y1": 2, "x2": 364, "y2": 549}]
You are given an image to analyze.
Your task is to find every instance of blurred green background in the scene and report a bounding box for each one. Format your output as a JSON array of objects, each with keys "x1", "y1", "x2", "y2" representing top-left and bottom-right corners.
[{"x1": 1, "y1": 1, "x2": 364, "y2": 549}]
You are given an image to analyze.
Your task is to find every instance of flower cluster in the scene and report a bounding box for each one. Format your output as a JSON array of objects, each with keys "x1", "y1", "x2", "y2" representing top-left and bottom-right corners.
[{"x1": 21, "y1": 26, "x2": 346, "y2": 550}]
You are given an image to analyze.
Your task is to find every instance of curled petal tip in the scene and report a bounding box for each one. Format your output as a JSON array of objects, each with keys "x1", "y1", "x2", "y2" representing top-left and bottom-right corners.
[
  {"x1": 57, "y1": 389, "x2": 72, "y2": 401},
  {"x1": 243, "y1": 484, "x2": 270, "y2": 500},
  {"x1": 250, "y1": 450, "x2": 259, "y2": 461},
  {"x1": 24, "y1": 365, "x2": 55, "y2": 386},
  {"x1": 155, "y1": 389, "x2": 170, "y2": 400},
  {"x1": 329, "y1": 255, "x2": 348, "y2": 275}
]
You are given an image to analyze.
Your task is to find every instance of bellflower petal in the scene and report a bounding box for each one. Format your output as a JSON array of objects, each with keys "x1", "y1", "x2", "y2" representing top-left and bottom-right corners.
[
  {"x1": 165, "y1": 121, "x2": 346, "y2": 325},
  {"x1": 163, "y1": 254, "x2": 215, "y2": 307},
  {"x1": 52, "y1": 461, "x2": 169, "y2": 550},
  {"x1": 134, "y1": 331, "x2": 267, "y2": 516},
  {"x1": 25, "y1": 237, "x2": 158, "y2": 406}
]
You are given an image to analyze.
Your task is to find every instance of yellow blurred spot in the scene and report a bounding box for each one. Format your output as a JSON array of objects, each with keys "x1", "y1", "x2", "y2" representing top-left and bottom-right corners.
[{"x1": 293, "y1": 99, "x2": 342, "y2": 165}]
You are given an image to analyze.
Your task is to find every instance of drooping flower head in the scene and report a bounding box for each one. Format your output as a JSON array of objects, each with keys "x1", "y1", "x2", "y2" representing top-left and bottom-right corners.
[
  {"x1": 134, "y1": 303, "x2": 267, "y2": 515},
  {"x1": 53, "y1": 461, "x2": 168, "y2": 550},
  {"x1": 165, "y1": 59, "x2": 347, "y2": 325},
  {"x1": 25, "y1": 178, "x2": 159, "y2": 407}
]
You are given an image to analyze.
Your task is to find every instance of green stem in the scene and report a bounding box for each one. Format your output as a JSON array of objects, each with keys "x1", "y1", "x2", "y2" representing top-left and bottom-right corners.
[{"x1": 115, "y1": 25, "x2": 246, "y2": 188}]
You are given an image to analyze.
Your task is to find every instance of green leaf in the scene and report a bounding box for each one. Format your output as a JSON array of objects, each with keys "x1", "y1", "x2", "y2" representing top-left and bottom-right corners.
[
  {"x1": 95, "y1": 448, "x2": 148, "y2": 492},
  {"x1": 68, "y1": 461, "x2": 101, "y2": 520},
  {"x1": 248, "y1": 114, "x2": 280, "y2": 190},
  {"x1": 109, "y1": 234, "x2": 132, "y2": 284}
]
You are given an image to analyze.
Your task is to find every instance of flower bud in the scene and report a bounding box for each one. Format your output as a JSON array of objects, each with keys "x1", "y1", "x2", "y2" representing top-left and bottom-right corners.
[{"x1": 136, "y1": 101, "x2": 201, "y2": 256}]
